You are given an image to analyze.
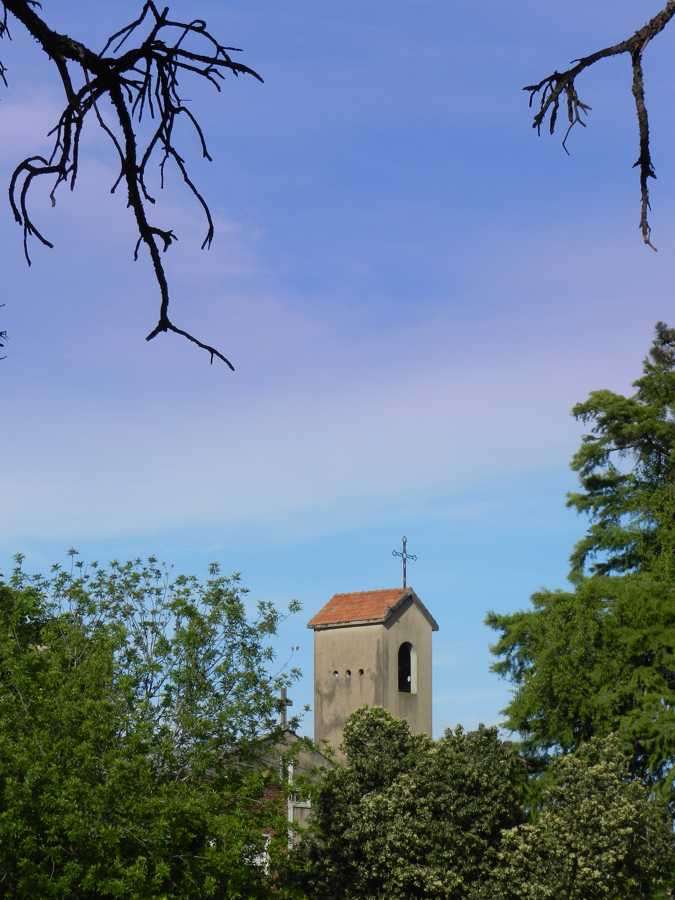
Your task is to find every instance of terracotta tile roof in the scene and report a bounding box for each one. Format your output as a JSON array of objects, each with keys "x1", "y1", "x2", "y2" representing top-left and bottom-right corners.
[{"x1": 307, "y1": 588, "x2": 410, "y2": 629}]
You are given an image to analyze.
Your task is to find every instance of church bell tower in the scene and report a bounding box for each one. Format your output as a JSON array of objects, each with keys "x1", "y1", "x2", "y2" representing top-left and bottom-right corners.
[{"x1": 307, "y1": 587, "x2": 438, "y2": 753}]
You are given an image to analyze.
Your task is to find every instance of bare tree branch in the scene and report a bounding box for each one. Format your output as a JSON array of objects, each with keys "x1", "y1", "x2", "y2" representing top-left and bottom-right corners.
[
  {"x1": 0, "y1": 0, "x2": 263, "y2": 369},
  {"x1": 0, "y1": 304, "x2": 6, "y2": 361},
  {"x1": 525, "y1": 1, "x2": 675, "y2": 250}
]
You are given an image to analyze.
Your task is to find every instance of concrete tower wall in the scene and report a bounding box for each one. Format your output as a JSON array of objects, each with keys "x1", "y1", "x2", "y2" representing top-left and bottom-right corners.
[
  {"x1": 313, "y1": 622, "x2": 385, "y2": 751},
  {"x1": 382, "y1": 600, "x2": 433, "y2": 736},
  {"x1": 313, "y1": 597, "x2": 433, "y2": 754}
]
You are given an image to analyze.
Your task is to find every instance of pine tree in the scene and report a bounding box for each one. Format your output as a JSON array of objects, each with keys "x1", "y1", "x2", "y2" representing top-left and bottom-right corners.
[
  {"x1": 567, "y1": 321, "x2": 674, "y2": 579},
  {"x1": 486, "y1": 323, "x2": 675, "y2": 809}
]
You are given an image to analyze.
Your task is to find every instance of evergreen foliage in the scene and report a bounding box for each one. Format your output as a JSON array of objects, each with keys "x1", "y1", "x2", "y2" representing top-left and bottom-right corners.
[
  {"x1": 486, "y1": 323, "x2": 675, "y2": 809},
  {"x1": 566, "y1": 321, "x2": 674, "y2": 578},
  {"x1": 0, "y1": 554, "x2": 300, "y2": 898}
]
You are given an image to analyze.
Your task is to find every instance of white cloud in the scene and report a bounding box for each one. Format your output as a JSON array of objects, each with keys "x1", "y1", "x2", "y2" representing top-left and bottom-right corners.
[
  {"x1": 2, "y1": 328, "x2": 584, "y2": 541},
  {"x1": 2, "y1": 164, "x2": 670, "y2": 545}
]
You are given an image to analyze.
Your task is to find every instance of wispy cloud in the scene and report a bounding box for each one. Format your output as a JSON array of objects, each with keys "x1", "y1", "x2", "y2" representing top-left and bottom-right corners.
[
  {"x1": 3, "y1": 206, "x2": 669, "y2": 544},
  {"x1": 1, "y1": 330, "x2": 581, "y2": 540}
]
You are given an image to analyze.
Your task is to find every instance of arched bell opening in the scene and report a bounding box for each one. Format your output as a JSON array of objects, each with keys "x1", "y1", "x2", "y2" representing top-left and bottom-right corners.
[{"x1": 398, "y1": 641, "x2": 417, "y2": 694}]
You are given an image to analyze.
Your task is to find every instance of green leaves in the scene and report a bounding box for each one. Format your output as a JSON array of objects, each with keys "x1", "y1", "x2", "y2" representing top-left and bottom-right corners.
[
  {"x1": 486, "y1": 736, "x2": 674, "y2": 899},
  {"x1": 567, "y1": 321, "x2": 674, "y2": 578},
  {"x1": 487, "y1": 323, "x2": 675, "y2": 827},
  {"x1": 288, "y1": 708, "x2": 674, "y2": 900},
  {"x1": 0, "y1": 557, "x2": 300, "y2": 897},
  {"x1": 289, "y1": 710, "x2": 526, "y2": 899},
  {"x1": 488, "y1": 552, "x2": 674, "y2": 802},
  {"x1": 286, "y1": 713, "x2": 672, "y2": 899}
]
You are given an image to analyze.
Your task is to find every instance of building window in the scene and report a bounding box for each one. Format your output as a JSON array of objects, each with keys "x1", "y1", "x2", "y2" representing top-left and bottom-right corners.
[{"x1": 398, "y1": 642, "x2": 417, "y2": 693}]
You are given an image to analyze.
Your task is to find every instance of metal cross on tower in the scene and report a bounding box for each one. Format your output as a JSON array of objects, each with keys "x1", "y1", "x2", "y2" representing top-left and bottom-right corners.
[{"x1": 392, "y1": 535, "x2": 417, "y2": 588}]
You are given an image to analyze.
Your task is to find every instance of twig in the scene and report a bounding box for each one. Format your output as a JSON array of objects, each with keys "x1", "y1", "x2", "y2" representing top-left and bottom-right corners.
[
  {"x1": 0, "y1": 0, "x2": 262, "y2": 368},
  {"x1": 0, "y1": 303, "x2": 6, "y2": 360},
  {"x1": 524, "y1": 1, "x2": 675, "y2": 250}
]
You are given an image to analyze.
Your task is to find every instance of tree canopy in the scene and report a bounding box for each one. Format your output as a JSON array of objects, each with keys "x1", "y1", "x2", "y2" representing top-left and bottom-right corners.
[
  {"x1": 287, "y1": 708, "x2": 526, "y2": 900},
  {"x1": 284, "y1": 708, "x2": 673, "y2": 899},
  {"x1": 567, "y1": 321, "x2": 674, "y2": 579},
  {"x1": 487, "y1": 735, "x2": 673, "y2": 900},
  {"x1": 487, "y1": 322, "x2": 675, "y2": 810},
  {"x1": 0, "y1": 554, "x2": 300, "y2": 897}
]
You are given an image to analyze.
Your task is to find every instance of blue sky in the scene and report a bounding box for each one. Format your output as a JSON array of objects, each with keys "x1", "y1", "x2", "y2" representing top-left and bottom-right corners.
[{"x1": 1, "y1": 1, "x2": 673, "y2": 735}]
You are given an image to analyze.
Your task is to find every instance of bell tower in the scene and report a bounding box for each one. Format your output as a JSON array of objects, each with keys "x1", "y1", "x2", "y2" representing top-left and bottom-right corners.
[{"x1": 307, "y1": 587, "x2": 438, "y2": 753}]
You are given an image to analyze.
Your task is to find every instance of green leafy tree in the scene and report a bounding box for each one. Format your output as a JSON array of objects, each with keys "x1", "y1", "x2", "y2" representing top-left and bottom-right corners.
[
  {"x1": 485, "y1": 736, "x2": 674, "y2": 900},
  {"x1": 0, "y1": 553, "x2": 300, "y2": 898},
  {"x1": 566, "y1": 321, "x2": 674, "y2": 579},
  {"x1": 284, "y1": 711, "x2": 672, "y2": 898},
  {"x1": 286, "y1": 708, "x2": 526, "y2": 899},
  {"x1": 486, "y1": 323, "x2": 675, "y2": 805}
]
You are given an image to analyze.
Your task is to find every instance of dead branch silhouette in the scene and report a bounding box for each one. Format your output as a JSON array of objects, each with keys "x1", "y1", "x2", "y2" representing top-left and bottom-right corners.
[
  {"x1": 1, "y1": 0, "x2": 263, "y2": 369},
  {"x1": 525, "y1": 1, "x2": 675, "y2": 251}
]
